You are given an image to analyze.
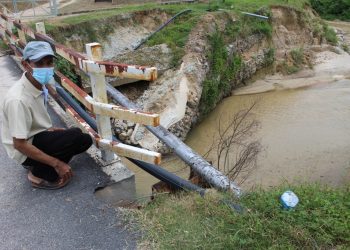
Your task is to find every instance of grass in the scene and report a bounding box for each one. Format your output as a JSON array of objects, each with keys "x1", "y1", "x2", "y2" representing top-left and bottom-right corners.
[
  {"x1": 225, "y1": 13, "x2": 273, "y2": 40},
  {"x1": 199, "y1": 31, "x2": 242, "y2": 116},
  {"x1": 146, "y1": 11, "x2": 200, "y2": 67},
  {"x1": 199, "y1": 15, "x2": 274, "y2": 116},
  {"x1": 137, "y1": 184, "x2": 350, "y2": 249},
  {"x1": 42, "y1": 0, "x2": 306, "y2": 68},
  {"x1": 45, "y1": 0, "x2": 309, "y2": 28},
  {"x1": 278, "y1": 48, "x2": 308, "y2": 75},
  {"x1": 342, "y1": 43, "x2": 350, "y2": 54},
  {"x1": 290, "y1": 47, "x2": 304, "y2": 66},
  {"x1": 323, "y1": 24, "x2": 338, "y2": 45},
  {"x1": 0, "y1": 39, "x2": 9, "y2": 50},
  {"x1": 146, "y1": 12, "x2": 198, "y2": 48}
]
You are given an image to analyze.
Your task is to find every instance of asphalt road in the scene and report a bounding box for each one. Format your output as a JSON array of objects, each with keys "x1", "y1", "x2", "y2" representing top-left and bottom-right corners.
[{"x1": 0, "y1": 55, "x2": 137, "y2": 250}]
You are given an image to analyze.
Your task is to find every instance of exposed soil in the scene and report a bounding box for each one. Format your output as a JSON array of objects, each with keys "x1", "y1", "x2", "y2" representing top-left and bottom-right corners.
[
  {"x1": 48, "y1": 9, "x2": 170, "y2": 56},
  {"x1": 116, "y1": 80, "x2": 149, "y2": 102},
  {"x1": 48, "y1": 5, "x2": 345, "y2": 155}
]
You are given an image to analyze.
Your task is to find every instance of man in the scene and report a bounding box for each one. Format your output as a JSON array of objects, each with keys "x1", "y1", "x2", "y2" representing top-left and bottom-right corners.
[{"x1": 1, "y1": 41, "x2": 93, "y2": 189}]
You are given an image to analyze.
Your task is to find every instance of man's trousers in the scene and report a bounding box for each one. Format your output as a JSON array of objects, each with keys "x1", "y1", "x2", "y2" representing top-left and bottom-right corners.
[{"x1": 22, "y1": 127, "x2": 93, "y2": 182}]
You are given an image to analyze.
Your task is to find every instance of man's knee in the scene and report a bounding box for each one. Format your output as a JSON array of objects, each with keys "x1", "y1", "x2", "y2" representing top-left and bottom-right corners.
[
  {"x1": 82, "y1": 133, "x2": 93, "y2": 148},
  {"x1": 71, "y1": 127, "x2": 93, "y2": 151}
]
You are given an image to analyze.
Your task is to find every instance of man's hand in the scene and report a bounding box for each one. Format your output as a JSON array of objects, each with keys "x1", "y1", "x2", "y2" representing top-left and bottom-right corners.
[
  {"x1": 53, "y1": 160, "x2": 73, "y2": 184},
  {"x1": 13, "y1": 138, "x2": 73, "y2": 183}
]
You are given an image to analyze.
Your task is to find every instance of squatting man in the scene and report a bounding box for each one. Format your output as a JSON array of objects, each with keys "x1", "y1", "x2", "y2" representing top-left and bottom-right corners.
[{"x1": 1, "y1": 41, "x2": 93, "y2": 189}]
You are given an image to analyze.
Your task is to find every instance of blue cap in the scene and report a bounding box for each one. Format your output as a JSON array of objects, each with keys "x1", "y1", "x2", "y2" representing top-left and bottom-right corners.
[{"x1": 23, "y1": 41, "x2": 56, "y2": 62}]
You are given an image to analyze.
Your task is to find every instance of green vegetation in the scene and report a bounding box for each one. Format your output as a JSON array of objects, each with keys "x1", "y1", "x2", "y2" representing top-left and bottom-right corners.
[
  {"x1": 54, "y1": 56, "x2": 80, "y2": 84},
  {"x1": 199, "y1": 14, "x2": 274, "y2": 116},
  {"x1": 0, "y1": 39, "x2": 9, "y2": 50},
  {"x1": 290, "y1": 47, "x2": 304, "y2": 66},
  {"x1": 137, "y1": 185, "x2": 350, "y2": 249},
  {"x1": 199, "y1": 31, "x2": 242, "y2": 116},
  {"x1": 146, "y1": 13, "x2": 197, "y2": 47},
  {"x1": 225, "y1": 14, "x2": 273, "y2": 40},
  {"x1": 44, "y1": 0, "x2": 310, "y2": 32},
  {"x1": 279, "y1": 48, "x2": 307, "y2": 75},
  {"x1": 48, "y1": 0, "x2": 309, "y2": 27},
  {"x1": 323, "y1": 24, "x2": 338, "y2": 45},
  {"x1": 264, "y1": 47, "x2": 276, "y2": 66},
  {"x1": 342, "y1": 43, "x2": 350, "y2": 53},
  {"x1": 146, "y1": 12, "x2": 199, "y2": 68},
  {"x1": 310, "y1": 0, "x2": 350, "y2": 21}
]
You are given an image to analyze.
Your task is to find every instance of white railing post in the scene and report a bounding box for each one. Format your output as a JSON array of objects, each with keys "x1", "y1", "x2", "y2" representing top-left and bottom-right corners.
[
  {"x1": 3, "y1": 7, "x2": 7, "y2": 16},
  {"x1": 35, "y1": 22, "x2": 46, "y2": 35},
  {"x1": 17, "y1": 19, "x2": 27, "y2": 45},
  {"x1": 0, "y1": 11, "x2": 6, "y2": 41},
  {"x1": 85, "y1": 42, "x2": 115, "y2": 163},
  {"x1": 18, "y1": 28, "x2": 26, "y2": 44},
  {"x1": 4, "y1": 9, "x2": 13, "y2": 35}
]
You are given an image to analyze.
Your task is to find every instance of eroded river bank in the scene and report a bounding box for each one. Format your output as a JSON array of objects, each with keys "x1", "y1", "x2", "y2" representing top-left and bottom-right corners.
[{"x1": 128, "y1": 44, "x2": 350, "y2": 197}]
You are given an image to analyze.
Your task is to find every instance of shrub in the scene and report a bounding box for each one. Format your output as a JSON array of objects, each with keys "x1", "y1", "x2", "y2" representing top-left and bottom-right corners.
[
  {"x1": 54, "y1": 56, "x2": 80, "y2": 84},
  {"x1": 199, "y1": 31, "x2": 242, "y2": 116},
  {"x1": 323, "y1": 25, "x2": 338, "y2": 45},
  {"x1": 290, "y1": 48, "x2": 304, "y2": 66},
  {"x1": 310, "y1": 0, "x2": 350, "y2": 21},
  {"x1": 342, "y1": 43, "x2": 350, "y2": 53}
]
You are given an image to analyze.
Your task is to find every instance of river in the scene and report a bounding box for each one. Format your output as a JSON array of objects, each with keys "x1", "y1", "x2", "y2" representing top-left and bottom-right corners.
[{"x1": 128, "y1": 29, "x2": 350, "y2": 198}]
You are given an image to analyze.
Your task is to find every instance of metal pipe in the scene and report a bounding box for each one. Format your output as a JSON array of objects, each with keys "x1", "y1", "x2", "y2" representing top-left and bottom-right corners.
[
  {"x1": 241, "y1": 11, "x2": 269, "y2": 20},
  {"x1": 133, "y1": 9, "x2": 192, "y2": 50},
  {"x1": 106, "y1": 84, "x2": 242, "y2": 196},
  {"x1": 55, "y1": 83, "x2": 205, "y2": 195}
]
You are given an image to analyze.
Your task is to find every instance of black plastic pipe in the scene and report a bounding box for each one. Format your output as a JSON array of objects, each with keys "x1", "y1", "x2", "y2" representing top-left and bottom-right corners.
[{"x1": 55, "y1": 83, "x2": 205, "y2": 195}]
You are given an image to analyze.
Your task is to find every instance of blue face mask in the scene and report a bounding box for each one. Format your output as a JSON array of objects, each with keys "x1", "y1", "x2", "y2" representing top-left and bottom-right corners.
[{"x1": 32, "y1": 67, "x2": 54, "y2": 85}]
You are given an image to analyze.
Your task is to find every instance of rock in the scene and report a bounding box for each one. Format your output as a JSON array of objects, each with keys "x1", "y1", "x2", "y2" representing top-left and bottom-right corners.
[
  {"x1": 127, "y1": 129, "x2": 133, "y2": 137},
  {"x1": 134, "y1": 131, "x2": 144, "y2": 142},
  {"x1": 119, "y1": 132, "x2": 128, "y2": 141},
  {"x1": 126, "y1": 121, "x2": 135, "y2": 128},
  {"x1": 111, "y1": 44, "x2": 173, "y2": 72},
  {"x1": 193, "y1": 46, "x2": 202, "y2": 53}
]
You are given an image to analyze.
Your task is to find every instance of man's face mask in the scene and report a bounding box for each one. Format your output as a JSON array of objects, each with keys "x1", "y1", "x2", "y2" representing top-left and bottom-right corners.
[{"x1": 32, "y1": 67, "x2": 54, "y2": 85}]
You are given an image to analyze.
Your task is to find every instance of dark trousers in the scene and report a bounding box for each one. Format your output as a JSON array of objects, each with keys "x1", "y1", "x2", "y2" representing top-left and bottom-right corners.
[{"x1": 23, "y1": 127, "x2": 93, "y2": 182}]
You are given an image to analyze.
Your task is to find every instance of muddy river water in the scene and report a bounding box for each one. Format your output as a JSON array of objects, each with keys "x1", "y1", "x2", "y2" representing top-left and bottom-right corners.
[
  {"x1": 125, "y1": 47, "x2": 350, "y2": 198},
  {"x1": 93, "y1": 22, "x2": 350, "y2": 207},
  {"x1": 92, "y1": 14, "x2": 350, "y2": 200},
  {"x1": 187, "y1": 78, "x2": 350, "y2": 190}
]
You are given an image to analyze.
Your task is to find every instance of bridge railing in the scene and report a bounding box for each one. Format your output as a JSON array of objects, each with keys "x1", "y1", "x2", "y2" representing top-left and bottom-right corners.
[{"x1": 0, "y1": 8, "x2": 162, "y2": 165}]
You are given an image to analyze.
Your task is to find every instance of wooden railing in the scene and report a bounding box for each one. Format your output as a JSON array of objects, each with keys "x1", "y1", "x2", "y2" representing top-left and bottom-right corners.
[{"x1": 0, "y1": 8, "x2": 162, "y2": 165}]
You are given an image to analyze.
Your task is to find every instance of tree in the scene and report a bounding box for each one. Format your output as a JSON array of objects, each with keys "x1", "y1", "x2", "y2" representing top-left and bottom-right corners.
[{"x1": 203, "y1": 101, "x2": 262, "y2": 185}]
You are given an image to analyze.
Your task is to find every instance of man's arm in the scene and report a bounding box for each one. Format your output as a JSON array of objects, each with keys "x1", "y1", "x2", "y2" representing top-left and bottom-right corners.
[{"x1": 13, "y1": 138, "x2": 73, "y2": 183}]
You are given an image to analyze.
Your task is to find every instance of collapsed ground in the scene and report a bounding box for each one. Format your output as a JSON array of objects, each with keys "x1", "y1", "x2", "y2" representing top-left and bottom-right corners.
[{"x1": 45, "y1": 2, "x2": 347, "y2": 156}]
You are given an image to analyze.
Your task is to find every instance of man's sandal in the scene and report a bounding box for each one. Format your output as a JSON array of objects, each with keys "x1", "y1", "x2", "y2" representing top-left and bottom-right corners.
[{"x1": 27, "y1": 171, "x2": 70, "y2": 190}]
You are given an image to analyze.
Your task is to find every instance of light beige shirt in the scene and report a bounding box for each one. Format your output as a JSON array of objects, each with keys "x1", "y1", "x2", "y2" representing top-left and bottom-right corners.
[{"x1": 1, "y1": 73, "x2": 52, "y2": 164}]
